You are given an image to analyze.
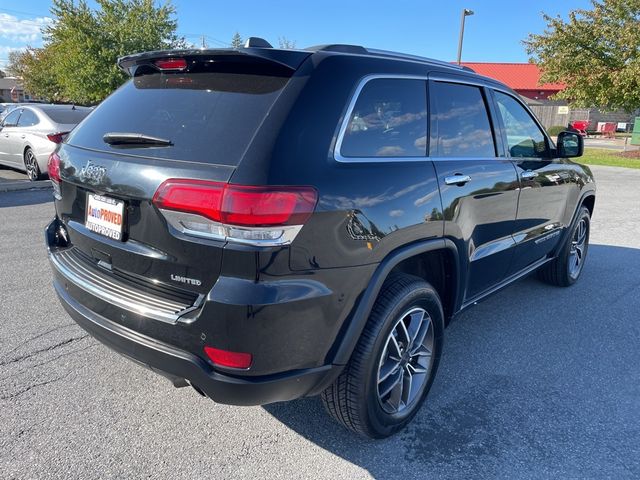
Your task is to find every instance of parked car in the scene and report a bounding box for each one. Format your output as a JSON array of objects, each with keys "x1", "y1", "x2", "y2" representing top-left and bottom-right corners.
[
  {"x1": 45, "y1": 40, "x2": 595, "y2": 438},
  {"x1": 0, "y1": 103, "x2": 21, "y2": 122},
  {"x1": 0, "y1": 104, "x2": 91, "y2": 180}
]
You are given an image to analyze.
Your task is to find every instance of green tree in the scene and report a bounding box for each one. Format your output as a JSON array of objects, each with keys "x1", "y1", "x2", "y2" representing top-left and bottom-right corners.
[
  {"x1": 524, "y1": 0, "x2": 640, "y2": 111},
  {"x1": 278, "y1": 36, "x2": 296, "y2": 49},
  {"x1": 8, "y1": 48, "x2": 65, "y2": 102},
  {"x1": 5, "y1": 50, "x2": 26, "y2": 78},
  {"x1": 230, "y1": 32, "x2": 244, "y2": 48},
  {"x1": 18, "y1": 0, "x2": 184, "y2": 104}
]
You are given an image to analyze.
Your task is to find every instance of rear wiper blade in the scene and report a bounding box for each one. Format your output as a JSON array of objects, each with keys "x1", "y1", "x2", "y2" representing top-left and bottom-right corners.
[{"x1": 103, "y1": 132, "x2": 173, "y2": 147}]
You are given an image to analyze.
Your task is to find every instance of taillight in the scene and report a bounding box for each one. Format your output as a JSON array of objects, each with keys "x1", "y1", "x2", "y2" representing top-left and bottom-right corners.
[
  {"x1": 47, "y1": 152, "x2": 61, "y2": 183},
  {"x1": 154, "y1": 58, "x2": 187, "y2": 71},
  {"x1": 204, "y1": 346, "x2": 252, "y2": 369},
  {"x1": 152, "y1": 179, "x2": 317, "y2": 246},
  {"x1": 47, "y1": 132, "x2": 69, "y2": 144}
]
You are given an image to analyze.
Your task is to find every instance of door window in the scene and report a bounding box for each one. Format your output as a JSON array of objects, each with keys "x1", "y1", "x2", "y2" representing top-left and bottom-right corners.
[
  {"x1": 340, "y1": 78, "x2": 427, "y2": 158},
  {"x1": 430, "y1": 82, "x2": 496, "y2": 157},
  {"x1": 494, "y1": 92, "x2": 548, "y2": 158},
  {"x1": 17, "y1": 109, "x2": 39, "y2": 127},
  {"x1": 2, "y1": 109, "x2": 21, "y2": 127}
]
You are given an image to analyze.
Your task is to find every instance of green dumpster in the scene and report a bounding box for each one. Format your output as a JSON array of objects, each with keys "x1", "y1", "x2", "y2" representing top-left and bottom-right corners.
[{"x1": 632, "y1": 117, "x2": 640, "y2": 145}]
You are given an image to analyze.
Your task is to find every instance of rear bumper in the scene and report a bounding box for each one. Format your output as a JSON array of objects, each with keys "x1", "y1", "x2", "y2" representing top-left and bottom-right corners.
[
  {"x1": 53, "y1": 278, "x2": 338, "y2": 405},
  {"x1": 45, "y1": 217, "x2": 344, "y2": 405}
]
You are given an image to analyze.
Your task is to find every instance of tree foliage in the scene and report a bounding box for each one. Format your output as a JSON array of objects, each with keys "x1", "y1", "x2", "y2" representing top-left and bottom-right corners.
[
  {"x1": 13, "y1": 0, "x2": 184, "y2": 104},
  {"x1": 230, "y1": 32, "x2": 244, "y2": 48},
  {"x1": 278, "y1": 36, "x2": 296, "y2": 49},
  {"x1": 524, "y1": 0, "x2": 640, "y2": 111}
]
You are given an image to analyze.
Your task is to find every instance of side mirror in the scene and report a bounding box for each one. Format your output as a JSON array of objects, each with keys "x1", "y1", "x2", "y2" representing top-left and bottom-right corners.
[{"x1": 557, "y1": 131, "x2": 584, "y2": 158}]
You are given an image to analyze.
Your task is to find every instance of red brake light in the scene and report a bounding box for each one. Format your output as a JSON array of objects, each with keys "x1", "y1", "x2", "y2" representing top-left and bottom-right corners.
[
  {"x1": 204, "y1": 346, "x2": 252, "y2": 369},
  {"x1": 47, "y1": 152, "x2": 61, "y2": 183},
  {"x1": 154, "y1": 58, "x2": 187, "y2": 71},
  {"x1": 152, "y1": 179, "x2": 317, "y2": 227},
  {"x1": 47, "y1": 132, "x2": 68, "y2": 144}
]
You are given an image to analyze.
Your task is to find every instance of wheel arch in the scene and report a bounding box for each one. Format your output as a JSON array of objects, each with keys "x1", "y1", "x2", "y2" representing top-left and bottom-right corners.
[
  {"x1": 23, "y1": 144, "x2": 36, "y2": 159},
  {"x1": 581, "y1": 192, "x2": 595, "y2": 217},
  {"x1": 329, "y1": 238, "x2": 461, "y2": 367},
  {"x1": 554, "y1": 189, "x2": 596, "y2": 258}
]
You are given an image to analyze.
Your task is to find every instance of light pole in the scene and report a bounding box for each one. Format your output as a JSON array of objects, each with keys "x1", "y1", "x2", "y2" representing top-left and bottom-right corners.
[{"x1": 456, "y1": 8, "x2": 474, "y2": 65}]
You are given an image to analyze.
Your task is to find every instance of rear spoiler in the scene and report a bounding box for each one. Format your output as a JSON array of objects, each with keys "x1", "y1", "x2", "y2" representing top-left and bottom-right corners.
[{"x1": 117, "y1": 48, "x2": 311, "y2": 76}]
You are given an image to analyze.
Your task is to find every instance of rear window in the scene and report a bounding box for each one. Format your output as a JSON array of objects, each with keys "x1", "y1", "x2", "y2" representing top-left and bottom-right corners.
[
  {"x1": 42, "y1": 107, "x2": 90, "y2": 124},
  {"x1": 67, "y1": 63, "x2": 290, "y2": 165}
]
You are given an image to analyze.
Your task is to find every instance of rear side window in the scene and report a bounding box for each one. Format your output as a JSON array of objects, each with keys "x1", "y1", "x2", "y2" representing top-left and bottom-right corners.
[
  {"x1": 494, "y1": 92, "x2": 548, "y2": 158},
  {"x1": 430, "y1": 82, "x2": 495, "y2": 158},
  {"x1": 43, "y1": 108, "x2": 90, "y2": 125},
  {"x1": 67, "y1": 63, "x2": 290, "y2": 165},
  {"x1": 18, "y1": 109, "x2": 39, "y2": 127},
  {"x1": 2, "y1": 109, "x2": 20, "y2": 127},
  {"x1": 340, "y1": 78, "x2": 427, "y2": 158}
]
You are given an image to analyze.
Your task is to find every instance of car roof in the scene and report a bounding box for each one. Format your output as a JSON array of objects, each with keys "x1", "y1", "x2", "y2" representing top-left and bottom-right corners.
[
  {"x1": 20, "y1": 104, "x2": 91, "y2": 114},
  {"x1": 118, "y1": 40, "x2": 498, "y2": 81}
]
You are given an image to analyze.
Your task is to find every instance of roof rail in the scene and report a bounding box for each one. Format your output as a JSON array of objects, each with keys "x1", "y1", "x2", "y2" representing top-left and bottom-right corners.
[
  {"x1": 307, "y1": 44, "x2": 368, "y2": 54},
  {"x1": 366, "y1": 48, "x2": 466, "y2": 70}
]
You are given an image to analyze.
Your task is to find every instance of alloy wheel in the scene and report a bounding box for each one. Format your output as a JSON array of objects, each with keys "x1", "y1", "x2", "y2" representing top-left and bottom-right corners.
[
  {"x1": 25, "y1": 150, "x2": 38, "y2": 181},
  {"x1": 377, "y1": 307, "x2": 434, "y2": 414},
  {"x1": 568, "y1": 218, "x2": 588, "y2": 278}
]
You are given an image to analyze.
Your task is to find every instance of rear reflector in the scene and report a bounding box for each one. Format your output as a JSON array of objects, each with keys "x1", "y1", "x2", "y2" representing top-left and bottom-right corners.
[
  {"x1": 153, "y1": 180, "x2": 317, "y2": 245},
  {"x1": 47, "y1": 132, "x2": 69, "y2": 144},
  {"x1": 154, "y1": 58, "x2": 187, "y2": 71},
  {"x1": 48, "y1": 152, "x2": 61, "y2": 183},
  {"x1": 204, "y1": 346, "x2": 252, "y2": 369}
]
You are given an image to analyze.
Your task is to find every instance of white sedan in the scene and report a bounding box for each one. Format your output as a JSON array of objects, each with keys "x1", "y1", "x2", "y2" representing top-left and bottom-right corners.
[{"x1": 0, "y1": 104, "x2": 91, "y2": 181}]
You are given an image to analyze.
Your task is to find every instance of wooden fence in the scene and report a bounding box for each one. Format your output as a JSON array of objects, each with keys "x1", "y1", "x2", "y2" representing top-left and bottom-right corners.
[{"x1": 528, "y1": 104, "x2": 570, "y2": 129}]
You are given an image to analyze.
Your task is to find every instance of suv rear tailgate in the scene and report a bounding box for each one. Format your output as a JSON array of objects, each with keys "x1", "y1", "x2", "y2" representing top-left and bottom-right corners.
[{"x1": 55, "y1": 144, "x2": 235, "y2": 300}]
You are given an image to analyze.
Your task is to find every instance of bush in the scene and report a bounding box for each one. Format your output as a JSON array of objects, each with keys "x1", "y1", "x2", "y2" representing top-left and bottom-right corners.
[{"x1": 547, "y1": 125, "x2": 567, "y2": 137}]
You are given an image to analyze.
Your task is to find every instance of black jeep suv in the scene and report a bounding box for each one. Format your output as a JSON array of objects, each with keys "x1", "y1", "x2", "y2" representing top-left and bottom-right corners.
[{"x1": 46, "y1": 40, "x2": 595, "y2": 438}]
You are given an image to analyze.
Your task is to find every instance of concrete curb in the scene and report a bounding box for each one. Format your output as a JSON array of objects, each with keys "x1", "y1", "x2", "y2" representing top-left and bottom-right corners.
[{"x1": 0, "y1": 180, "x2": 52, "y2": 193}]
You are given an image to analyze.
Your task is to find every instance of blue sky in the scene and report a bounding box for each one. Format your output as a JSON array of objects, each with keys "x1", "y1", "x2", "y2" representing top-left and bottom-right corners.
[{"x1": 0, "y1": 0, "x2": 593, "y2": 69}]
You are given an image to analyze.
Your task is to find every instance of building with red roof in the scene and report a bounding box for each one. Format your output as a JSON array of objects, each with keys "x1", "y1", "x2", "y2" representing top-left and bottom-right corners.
[{"x1": 460, "y1": 62, "x2": 565, "y2": 100}]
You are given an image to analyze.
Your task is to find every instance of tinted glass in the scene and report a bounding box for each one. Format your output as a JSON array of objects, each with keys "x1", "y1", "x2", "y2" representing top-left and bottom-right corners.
[
  {"x1": 430, "y1": 82, "x2": 495, "y2": 157},
  {"x1": 495, "y1": 92, "x2": 548, "y2": 158},
  {"x1": 67, "y1": 65, "x2": 290, "y2": 165},
  {"x1": 41, "y1": 107, "x2": 91, "y2": 125},
  {"x1": 17, "y1": 109, "x2": 39, "y2": 127},
  {"x1": 341, "y1": 79, "x2": 427, "y2": 157},
  {"x1": 2, "y1": 109, "x2": 21, "y2": 126}
]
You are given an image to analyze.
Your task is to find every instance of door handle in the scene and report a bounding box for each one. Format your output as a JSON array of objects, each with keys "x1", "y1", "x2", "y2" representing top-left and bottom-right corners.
[
  {"x1": 444, "y1": 174, "x2": 471, "y2": 186},
  {"x1": 521, "y1": 170, "x2": 539, "y2": 180},
  {"x1": 20, "y1": 135, "x2": 26, "y2": 139}
]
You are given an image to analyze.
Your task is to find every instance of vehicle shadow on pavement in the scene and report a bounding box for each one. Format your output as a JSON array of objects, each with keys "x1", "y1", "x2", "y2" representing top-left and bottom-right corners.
[
  {"x1": 0, "y1": 189, "x2": 54, "y2": 208},
  {"x1": 263, "y1": 244, "x2": 640, "y2": 479}
]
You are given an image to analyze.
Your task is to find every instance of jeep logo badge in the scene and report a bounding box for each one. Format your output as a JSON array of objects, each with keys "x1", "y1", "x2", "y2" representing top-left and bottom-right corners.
[{"x1": 79, "y1": 161, "x2": 107, "y2": 183}]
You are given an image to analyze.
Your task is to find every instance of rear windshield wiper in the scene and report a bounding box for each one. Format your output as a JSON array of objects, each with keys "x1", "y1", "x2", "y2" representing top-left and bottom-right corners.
[{"x1": 103, "y1": 132, "x2": 173, "y2": 147}]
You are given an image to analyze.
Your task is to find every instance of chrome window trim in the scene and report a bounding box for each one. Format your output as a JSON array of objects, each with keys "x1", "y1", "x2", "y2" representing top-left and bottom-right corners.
[
  {"x1": 333, "y1": 73, "x2": 510, "y2": 164},
  {"x1": 334, "y1": 74, "x2": 430, "y2": 164},
  {"x1": 490, "y1": 88, "x2": 556, "y2": 153}
]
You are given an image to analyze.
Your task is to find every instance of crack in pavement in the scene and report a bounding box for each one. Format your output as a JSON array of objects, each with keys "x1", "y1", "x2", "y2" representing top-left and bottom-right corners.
[
  {"x1": 0, "y1": 343, "x2": 98, "y2": 383},
  {"x1": 3, "y1": 323, "x2": 77, "y2": 356},
  {"x1": 0, "y1": 334, "x2": 89, "y2": 367},
  {"x1": 0, "y1": 373, "x2": 70, "y2": 400}
]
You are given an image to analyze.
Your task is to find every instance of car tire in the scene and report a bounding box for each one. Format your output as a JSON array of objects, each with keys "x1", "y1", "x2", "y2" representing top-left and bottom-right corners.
[
  {"x1": 24, "y1": 148, "x2": 44, "y2": 181},
  {"x1": 537, "y1": 206, "x2": 591, "y2": 287},
  {"x1": 321, "y1": 273, "x2": 444, "y2": 438}
]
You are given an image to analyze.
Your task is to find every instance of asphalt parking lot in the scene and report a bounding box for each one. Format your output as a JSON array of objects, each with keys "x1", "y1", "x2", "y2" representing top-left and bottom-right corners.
[{"x1": 1, "y1": 165, "x2": 638, "y2": 479}]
